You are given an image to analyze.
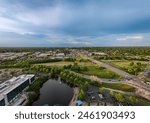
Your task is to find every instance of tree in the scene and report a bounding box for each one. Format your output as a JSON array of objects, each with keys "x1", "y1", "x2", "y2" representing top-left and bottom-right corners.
[
  {"x1": 136, "y1": 62, "x2": 142, "y2": 66},
  {"x1": 129, "y1": 62, "x2": 134, "y2": 66},
  {"x1": 27, "y1": 92, "x2": 38, "y2": 105},
  {"x1": 128, "y1": 96, "x2": 138, "y2": 105},
  {"x1": 84, "y1": 81, "x2": 89, "y2": 90},
  {"x1": 78, "y1": 89, "x2": 85, "y2": 101},
  {"x1": 115, "y1": 93, "x2": 125, "y2": 103},
  {"x1": 148, "y1": 72, "x2": 150, "y2": 78},
  {"x1": 46, "y1": 69, "x2": 49, "y2": 73},
  {"x1": 109, "y1": 90, "x2": 115, "y2": 96},
  {"x1": 99, "y1": 88, "x2": 105, "y2": 94},
  {"x1": 48, "y1": 72, "x2": 53, "y2": 78}
]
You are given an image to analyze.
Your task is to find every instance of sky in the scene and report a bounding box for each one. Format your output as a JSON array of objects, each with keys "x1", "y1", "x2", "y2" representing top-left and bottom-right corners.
[{"x1": 0, "y1": 0, "x2": 150, "y2": 47}]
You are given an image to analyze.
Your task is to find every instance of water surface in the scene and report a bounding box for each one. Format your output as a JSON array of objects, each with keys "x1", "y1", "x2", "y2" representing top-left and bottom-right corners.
[{"x1": 32, "y1": 78, "x2": 73, "y2": 106}]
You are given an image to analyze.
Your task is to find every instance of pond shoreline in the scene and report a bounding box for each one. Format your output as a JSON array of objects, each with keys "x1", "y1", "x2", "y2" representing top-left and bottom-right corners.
[
  {"x1": 69, "y1": 87, "x2": 80, "y2": 106},
  {"x1": 32, "y1": 78, "x2": 74, "y2": 106}
]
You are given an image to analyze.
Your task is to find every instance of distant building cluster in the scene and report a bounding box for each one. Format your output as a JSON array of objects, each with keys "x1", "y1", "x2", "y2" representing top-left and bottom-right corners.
[
  {"x1": 80, "y1": 50, "x2": 107, "y2": 56},
  {"x1": 32, "y1": 49, "x2": 78, "y2": 59},
  {"x1": 0, "y1": 52, "x2": 27, "y2": 61},
  {"x1": 0, "y1": 74, "x2": 35, "y2": 106}
]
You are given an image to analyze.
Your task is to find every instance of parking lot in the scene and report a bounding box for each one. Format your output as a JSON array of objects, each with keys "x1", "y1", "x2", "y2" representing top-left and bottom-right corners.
[
  {"x1": 85, "y1": 85, "x2": 117, "y2": 106},
  {"x1": 85, "y1": 86, "x2": 102, "y2": 103}
]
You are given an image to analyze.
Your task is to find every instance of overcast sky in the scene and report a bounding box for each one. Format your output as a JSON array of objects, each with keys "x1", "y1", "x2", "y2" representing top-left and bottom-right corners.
[{"x1": 0, "y1": 0, "x2": 150, "y2": 47}]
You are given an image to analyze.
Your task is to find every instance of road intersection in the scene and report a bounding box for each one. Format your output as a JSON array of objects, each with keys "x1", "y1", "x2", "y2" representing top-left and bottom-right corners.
[{"x1": 82, "y1": 55, "x2": 150, "y2": 100}]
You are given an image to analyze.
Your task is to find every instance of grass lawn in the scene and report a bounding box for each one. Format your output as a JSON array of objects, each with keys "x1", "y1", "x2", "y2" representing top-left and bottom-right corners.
[
  {"x1": 99, "y1": 87, "x2": 150, "y2": 106},
  {"x1": 78, "y1": 62, "x2": 94, "y2": 66},
  {"x1": 137, "y1": 98, "x2": 150, "y2": 106},
  {"x1": 101, "y1": 60, "x2": 150, "y2": 64},
  {"x1": 123, "y1": 95, "x2": 150, "y2": 106},
  {"x1": 101, "y1": 60, "x2": 128, "y2": 62},
  {"x1": 35, "y1": 61, "x2": 74, "y2": 66},
  {"x1": 112, "y1": 61, "x2": 148, "y2": 75},
  {"x1": 78, "y1": 65, "x2": 121, "y2": 79},
  {"x1": 101, "y1": 83, "x2": 136, "y2": 92},
  {"x1": 34, "y1": 60, "x2": 93, "y2": 66}
]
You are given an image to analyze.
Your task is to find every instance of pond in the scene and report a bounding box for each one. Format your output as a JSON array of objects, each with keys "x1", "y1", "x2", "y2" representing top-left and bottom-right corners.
[{"x1": 32, "y1": 78, "x2": 73, "y2": 106}]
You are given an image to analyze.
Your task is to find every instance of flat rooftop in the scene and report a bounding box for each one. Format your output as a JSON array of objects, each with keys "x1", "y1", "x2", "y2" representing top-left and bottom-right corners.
[{"x1": 0, "y1": 74, "x2": 34, "y2": 101}]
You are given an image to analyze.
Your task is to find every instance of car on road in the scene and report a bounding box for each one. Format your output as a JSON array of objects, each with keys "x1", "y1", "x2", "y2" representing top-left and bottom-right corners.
[
  {"x1": 98, "y1": 94, "x2": 103, "y2": 99},
  {"x1": 87, "y1": 91, "x2": 94, "y2": 94},
  {"x1": 91, "y1": 96, "x2": 96, "y2": 100}
]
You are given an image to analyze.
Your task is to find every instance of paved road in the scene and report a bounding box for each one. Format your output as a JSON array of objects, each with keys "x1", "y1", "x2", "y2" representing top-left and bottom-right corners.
[
  {"x1": 83, "y1": 74, "x2": 126, "y2": 83},
  {"x1": 103, "y1": 87, "x2": 135, "y2": 96},
  {"x1": 138, "y1": 65, "x2": 150, "y2": 79},
  {"x1": 82, "y1": 55, "x2": 150, "y2": 100},
  {"x1": 86, "y1": 57, "x2": 133, "y2": 78},
  {"x1": 84, "y1": 56, "x2": 150, "y2": 85},
  {"x1": 70, "y1": 71, "x2": 126, "y2": 83}
]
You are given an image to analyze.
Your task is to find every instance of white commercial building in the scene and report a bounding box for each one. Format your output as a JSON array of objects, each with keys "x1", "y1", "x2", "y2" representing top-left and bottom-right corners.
[{"x1": 0, "y1": 74, "x2": 35, "y2": 106}]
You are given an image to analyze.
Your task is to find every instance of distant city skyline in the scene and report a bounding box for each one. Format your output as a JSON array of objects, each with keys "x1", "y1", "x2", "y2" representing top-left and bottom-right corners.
[{"x1": 0, "y1": 0, "x2": 150, "y2": 47}]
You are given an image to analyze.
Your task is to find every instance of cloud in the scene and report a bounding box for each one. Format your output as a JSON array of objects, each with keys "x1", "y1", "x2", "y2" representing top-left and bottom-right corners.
[
  {"x1": 0, "y1": 32, "x2": 150, "y2": 47},
  {"x1": 45, "y1": 34, "x2": 93, "y2": 46},
  {"x1": 16, "y1": 6, "x2": 62, "y2": 27},
  {"x1": 64, "y1": 41, "x2": 92, "y2": 46},
  {"x1": 116, "y1": 35, "x2": 143, "y2": 41},
  {"x1": 1, "y1": 0, "x2": 150, "y2": 35},
  {"x1": 0, "y1": 0, "x2": 150, "y2": 46},
  {"x1": 0, "y1": 0, "x2": 62, "y2": 35}
]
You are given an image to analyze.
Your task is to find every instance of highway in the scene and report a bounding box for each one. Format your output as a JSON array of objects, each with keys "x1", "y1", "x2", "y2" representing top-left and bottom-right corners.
[
  {"x1": 87, "y1": 57, "x2": 133, "y2": 78},
  {"x1": 82, "y1": 55, "x2": 150, "y2": 100}
]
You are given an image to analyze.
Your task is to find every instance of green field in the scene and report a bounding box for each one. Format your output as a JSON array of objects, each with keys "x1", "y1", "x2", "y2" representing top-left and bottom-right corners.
[
  {"x1": 34, "y1": 60, "x2": 122, "y2": 79},
  {"x1": 35, "y1": 61, "x2": 74, "y2": 66},
  {"x1": 78, "y1": 65, "x2": 121, "y2": 79},
  {"x1": 101, "y1": 60, "x2": 150, "y2": 64},
  {"x1": 101, "y1": 83, "x2": 136, "y2": 92},
  {"x1": 100, "y1": 60, "x2": 128, "y2": 62},
  {"x1": 34, "y1": 60, "x2": 94, "y2": 66},
  {"x1": 111, "y1": 61, "x2": 148, "y2": 75}
]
